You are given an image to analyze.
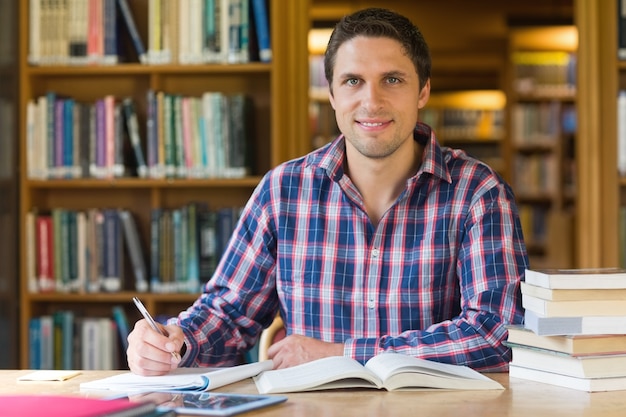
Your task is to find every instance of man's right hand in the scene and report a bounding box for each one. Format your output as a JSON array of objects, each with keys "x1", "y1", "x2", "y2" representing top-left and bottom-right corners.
[{"x1": 127, "y1": 319, "x2": 184, "y2": 375}]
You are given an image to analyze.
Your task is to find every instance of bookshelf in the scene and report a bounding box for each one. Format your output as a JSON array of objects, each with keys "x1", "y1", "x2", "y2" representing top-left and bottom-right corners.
[
  {"x1": 506, "y1": 26, "x2": 578, "y2": 269},
  {"x1": 17, "y1": 0, "x2": 309, "y2": 369},
  {"x1": 421, "y1": 90, "x2": 506, "y2": 174}
]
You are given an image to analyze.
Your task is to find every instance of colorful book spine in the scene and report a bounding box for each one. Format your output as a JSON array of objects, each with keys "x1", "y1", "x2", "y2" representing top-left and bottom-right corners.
[
  {"x1": 251, "y1": 0, "x2": 271, "y2": 62},
  {"x1": 116, "y1": 0, "x2": 148, "y2": 63}
]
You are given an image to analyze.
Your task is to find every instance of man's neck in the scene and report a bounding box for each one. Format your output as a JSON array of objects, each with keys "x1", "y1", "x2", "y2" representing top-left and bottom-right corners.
[{"x1": 344, "y1": 140, "x2": 424, "y2": 226}]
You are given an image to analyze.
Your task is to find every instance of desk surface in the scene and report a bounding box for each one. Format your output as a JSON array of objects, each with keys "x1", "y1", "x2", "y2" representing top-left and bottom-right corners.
[{"x1": 1, "y1": 370, "x2": 625, "y2": 417}]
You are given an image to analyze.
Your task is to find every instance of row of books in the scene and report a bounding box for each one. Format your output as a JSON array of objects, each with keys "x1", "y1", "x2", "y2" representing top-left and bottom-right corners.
[
  {"x1": 511, "y1": 51, "x2": 577, "y2": 97},
  {"x1": 420, "y1": 107, "x2": 505, "y2": 141},
  {"x1": 25, "y1": 90, "x2": 254, "y2": 180},
  {"x1": 26, "y1": 204, "x2": 241, "y2": 295},
  {"x1": 28, "y1": 0, "x2": 271, "y2": 66},
  {"x1": 512, "y1": 154, "x2": 558, "y2": 195},
  {"x1": 510, "y1": 102, "x2": 563, "y2": 145},
  {"x1": 509, "y1": 267, "x2": 626, "y2": 392},
  {"x1": 518, "y1": 204, "x2": 548, "y2": 247},
  {"x1": 28, "y1": 306, "x2": 130, "y2": 370}
]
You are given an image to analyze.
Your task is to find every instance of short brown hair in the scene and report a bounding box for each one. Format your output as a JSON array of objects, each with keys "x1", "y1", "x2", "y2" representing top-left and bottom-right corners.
[{"x1": 324, "y1": 8, "x2": 432, "y2": 91}]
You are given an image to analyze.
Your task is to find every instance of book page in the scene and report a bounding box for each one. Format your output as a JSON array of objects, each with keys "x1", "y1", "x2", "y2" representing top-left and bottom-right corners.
[
  {"x1": 254, "y1": 356, "x2": 382, "y2": 394},
  {"x1": 364, "y1": 353, "x2": 504, "y2": 390},
  {"x1": 80, "y1": 360, "x2": 273, "y2": 392}
]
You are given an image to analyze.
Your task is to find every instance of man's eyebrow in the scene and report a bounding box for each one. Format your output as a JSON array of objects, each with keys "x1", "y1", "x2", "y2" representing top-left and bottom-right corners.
[
  {"x1": 382, "y1": 70, "x2": 408, "y2": 78},
  {"x1": 336, "y1": 72, "x2": 360, "y2": 80}
]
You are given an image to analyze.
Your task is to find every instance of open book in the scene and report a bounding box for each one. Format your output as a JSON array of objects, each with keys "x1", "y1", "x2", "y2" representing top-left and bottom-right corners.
[
  {"x1": 253, "y1": 353, "x2": 504, "y2": 394},
  {"x1": 80, "y1": 360, "x2": 273, "y2": 392}
]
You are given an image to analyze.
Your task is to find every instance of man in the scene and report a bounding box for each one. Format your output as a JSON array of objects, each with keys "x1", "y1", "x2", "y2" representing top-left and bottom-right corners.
[{"x1": 127, "y1": 7, "x2": 527, "y2": 376}]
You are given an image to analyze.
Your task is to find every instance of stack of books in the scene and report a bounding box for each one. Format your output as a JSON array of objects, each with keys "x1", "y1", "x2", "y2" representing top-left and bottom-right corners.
[{"x1": 508, "y1": 267, "x2": 626, "y2": 392}]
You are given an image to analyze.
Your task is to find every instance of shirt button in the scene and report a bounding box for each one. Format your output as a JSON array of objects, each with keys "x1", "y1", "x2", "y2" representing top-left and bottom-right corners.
[
  {"x1": 372, "y1": 248, "x2": 380, "y2": 258},
  {"x1": 368, "y1": 299, "x2": 375, "y2": 309}
]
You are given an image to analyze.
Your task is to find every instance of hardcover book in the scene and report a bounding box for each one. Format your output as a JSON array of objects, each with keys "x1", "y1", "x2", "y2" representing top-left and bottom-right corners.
[
  {"x1": 253, "y1": 353, "x2": 504, "y2": 394},
  {"x1": 506, "y1": 325, "x2": 626, "y2": 356},
  {"x1": 510, "y1": 344, "x2": 626, "y2": 379},
  {"x1": 523, "y1": 309, "x2": 626, "y2": 336},
  {"x1": 524, "y1": 267, "x2": 626, "y2": 289},
  {"x1": 509, "y1": 364, "x2": 626, "y2": 392}
]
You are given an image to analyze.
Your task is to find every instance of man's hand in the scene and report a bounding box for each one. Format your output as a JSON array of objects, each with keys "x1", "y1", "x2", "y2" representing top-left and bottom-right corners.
[
  {"x1": 127, "y1": 319, "x2": 184, "y2": 375},
  {"x1": 266, "y1": 334, "x2": 344, "y2": 369}
]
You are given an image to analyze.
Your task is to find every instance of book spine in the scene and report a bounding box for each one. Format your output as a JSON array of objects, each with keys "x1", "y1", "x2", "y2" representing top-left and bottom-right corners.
[
  {"x1": 26, "y1": 211, "x2": 38, "y2": 293},
  {"x1": 116, "y1": 0, "x2": 147, "y2": 63},
  {"x1": 36, "y1": 214, "x2": 55, "y2": 292},
  {"x1": 150, "y1": 208, "x2": 162, "y2": 291},
  {"x1": 198, "y1": 207, "x2": 217, "y2": 281},
  {"x1": 251, "y1": 0, "x2": 271, "y2": 62},
  {"x1": 102, "y1": 208, "x2": 123, "y2": 292},
  {"x1": 122, "y1": 98, "x2": 148, "y2": 178},
  {"x1": 620, "y1": 0, "x2": 626, "y2": 60},
  {"x1": 28, "y1": 318, "x2": 41, "y2": 369},
  {"x1": 39, "y1": 315, "x2": 54, "y2": 370},
  {"x1": 102, "y1": 0, "x2": 118, "y2": 64},
  {"x1": 227, "y1": 0, "x2": 242, "y2": 63},
  {"x1": 28, "y1": 0, "x2": 42, "y2": 64},
  {"x1": 118, "y1": 209, "x2": 149, "y2": 292}
]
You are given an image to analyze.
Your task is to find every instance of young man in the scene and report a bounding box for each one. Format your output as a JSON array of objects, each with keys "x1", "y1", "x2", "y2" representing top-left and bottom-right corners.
[{"x1": 127, "y1": 7, "x2": 527, "y2": 376}]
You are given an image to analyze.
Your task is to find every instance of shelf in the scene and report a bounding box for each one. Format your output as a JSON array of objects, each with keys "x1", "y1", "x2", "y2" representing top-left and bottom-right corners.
[
  {"x1": 17, "y1": 0, "x2": 309, "y2": 370},
  {"x1": 25, "y1": 177, "x2": 264, "y2": 189},
  {"x1": 26, "y1": 62, "x2": 272, "y2": 76}
]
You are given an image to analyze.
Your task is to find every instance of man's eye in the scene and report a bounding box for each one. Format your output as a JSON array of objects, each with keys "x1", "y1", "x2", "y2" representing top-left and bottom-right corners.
[
  {"x1": 346, "y1": 78, "x2": 359, "y2": 86},
  {"x1": 387, "y1": 77, "x2": 400, "y2": 84}
]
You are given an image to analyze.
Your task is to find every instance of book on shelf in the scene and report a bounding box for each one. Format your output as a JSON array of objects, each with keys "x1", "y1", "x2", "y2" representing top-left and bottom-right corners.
[
  {"x1": 619, "y1": 0, "x2": 626, "y2": 60},
  {"x1": 118, "y1": 209, "x2": 149, "y2": 292},
  {"x1": 506, "y1": 325, "x2": 626, "y2": 356},
  {"x1": 524, "y1": 267, "x2": 626, "y2": 289},
  {"x1": 111, "y1": 305, "x2": 131, "y2": 353},
  {"x1": 80, "y1": 360, "x2": 273, "y2": 392},
  {"x1": 0, "y1": 394, "x2": 161, "y2": 417},
  {"x1": 510, "y1": 344, "x2": 626, "y2": 379},
  {"x1": 121, "y1": 98, "x2": 148, "y2": 178},
  {"x1": 523, "y1": 309, "x2": 626, "y2": 336},
  {"x1": 251, "y1": 0, "x2": 271, "y2": 62},
  {"x1": 117, "y1": 0, "x2": 148, "y2": 63},
  {"x1": 509, "y1": 364, "x2": 626, "y2": 392},
  {"x1": 253, "y1": 353, "x2": 504, "y2": 394}
]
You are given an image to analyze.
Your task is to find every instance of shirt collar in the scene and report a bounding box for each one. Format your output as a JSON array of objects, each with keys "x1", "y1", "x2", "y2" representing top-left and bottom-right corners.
[{"x1": 308, "y1": 122, "x2": 452, "y2": 184}]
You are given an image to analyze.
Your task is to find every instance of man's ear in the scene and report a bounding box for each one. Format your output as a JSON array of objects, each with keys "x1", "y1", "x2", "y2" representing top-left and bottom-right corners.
[
  {"x1": 417, "y1": 79, "x2": 431, "y2": 109},
  {"x1": 328, "y1": 87, "x2": 335, "y2": 110}
]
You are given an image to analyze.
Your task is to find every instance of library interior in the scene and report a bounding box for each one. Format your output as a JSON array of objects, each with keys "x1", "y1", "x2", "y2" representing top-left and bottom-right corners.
[{"x1": 1, "y1": 0, "x2": 626, "y2": 415}]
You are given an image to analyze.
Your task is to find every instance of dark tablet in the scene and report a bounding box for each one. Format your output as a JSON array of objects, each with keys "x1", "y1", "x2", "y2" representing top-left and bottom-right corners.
[{"x1": 125, "y1": 390, "x2": 288, "y2": 416}]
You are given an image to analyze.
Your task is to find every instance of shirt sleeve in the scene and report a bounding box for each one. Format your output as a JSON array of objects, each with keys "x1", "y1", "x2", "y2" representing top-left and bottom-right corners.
[
  {"x1": 344, "y1": 180, "x2": 528, "y2": 372},
  {"x1": 170, "y1": 177, "x2": 280, "y2": 367}
]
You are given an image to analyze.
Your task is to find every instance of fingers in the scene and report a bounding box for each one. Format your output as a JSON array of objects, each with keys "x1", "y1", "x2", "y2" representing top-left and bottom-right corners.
[
  {"x1": 266, "y1": 335, "x2": 345, "y2": 369},
  {"x1": 127, "y1": 319, "x2": 183, "y2": 375}
]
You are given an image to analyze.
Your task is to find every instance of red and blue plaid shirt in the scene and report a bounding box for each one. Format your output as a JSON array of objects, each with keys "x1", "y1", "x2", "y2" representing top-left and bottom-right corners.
[{"x1": 174, "y1": 123, "x2": 527, "y2": 372}]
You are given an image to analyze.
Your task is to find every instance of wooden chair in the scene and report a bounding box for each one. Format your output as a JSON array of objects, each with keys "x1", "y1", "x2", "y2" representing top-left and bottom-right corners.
[{"x1": 258, "y1": 315, "x2": 286, "y2": 361}]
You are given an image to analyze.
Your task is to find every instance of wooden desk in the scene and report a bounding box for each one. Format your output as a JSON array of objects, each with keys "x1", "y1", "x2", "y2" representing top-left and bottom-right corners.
[{"x1": 2, "y1": 370, "x2": 625, "y2": 417}]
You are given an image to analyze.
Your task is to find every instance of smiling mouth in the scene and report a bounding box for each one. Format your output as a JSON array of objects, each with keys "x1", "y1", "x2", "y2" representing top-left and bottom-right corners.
[{"x1": 360, "y1": 121, "x2": 385, "y2": 127}]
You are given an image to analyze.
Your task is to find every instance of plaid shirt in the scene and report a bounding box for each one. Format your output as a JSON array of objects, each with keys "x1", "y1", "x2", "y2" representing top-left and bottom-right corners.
[{"x1": 174, "y1": 123, "x2": 528, "y2": 372}]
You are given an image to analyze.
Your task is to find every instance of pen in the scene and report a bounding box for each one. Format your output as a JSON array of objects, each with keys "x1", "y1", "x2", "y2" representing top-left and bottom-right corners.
[{"x1": 132, "y1": 296, "x2": 181, "y2": 361}]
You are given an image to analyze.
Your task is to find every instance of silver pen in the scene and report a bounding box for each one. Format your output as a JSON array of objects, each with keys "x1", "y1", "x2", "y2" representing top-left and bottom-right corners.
[{"x1": 132, "y1": 296, "x2": 181, "y2": 361}]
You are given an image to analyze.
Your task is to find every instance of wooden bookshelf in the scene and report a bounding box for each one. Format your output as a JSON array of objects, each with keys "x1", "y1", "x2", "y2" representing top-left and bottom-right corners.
[
  {"x1": 17, "y1": 0, "x2": 309, "y2": 369},
  {"x1": 421, "y1": 90, "x2": 506, "y2": 173},
  {"x1": 505, "y1": 26, "x2": 578, "y2": 269}
]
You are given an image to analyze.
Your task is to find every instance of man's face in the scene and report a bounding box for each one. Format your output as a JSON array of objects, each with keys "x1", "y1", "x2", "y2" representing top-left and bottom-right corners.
[{"x1": 329, "y1": 36, "x2": 430, "y2": 160}]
